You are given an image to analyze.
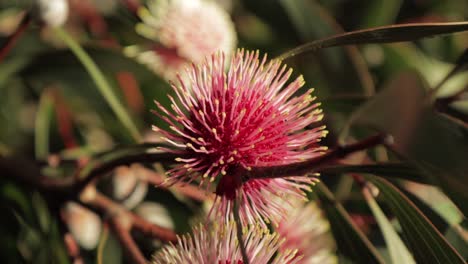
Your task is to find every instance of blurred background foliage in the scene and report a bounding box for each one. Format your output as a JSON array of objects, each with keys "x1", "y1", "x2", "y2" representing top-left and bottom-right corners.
[{"x1": 0, "y1": 0, "x2": 467, "y2": 263}]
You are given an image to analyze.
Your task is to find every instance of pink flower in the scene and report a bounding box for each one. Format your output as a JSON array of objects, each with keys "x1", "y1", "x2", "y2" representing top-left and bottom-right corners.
[
  {"x1": 126, "y1": 0, "x2": 236, "y2": 80},
  {"x1": 152, "y1": 222, "x2": 302, "y2": 263},
  {"x1": 153, "y1": 50, "x2": 327, "y2": 225},
  {"x1": 275, "y1": 199, "x2": 337, "y2": 264}
]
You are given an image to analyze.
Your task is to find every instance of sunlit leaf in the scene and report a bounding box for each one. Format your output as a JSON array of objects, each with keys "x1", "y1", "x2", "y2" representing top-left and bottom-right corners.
[
  {"x1": 365, "y1": 176, "x2": 465, "y2": 263},
  {"x1": 34, "y1": 91, "x2": 54, "y2": 159},
  {"x1": 363, "y1": 186, "x2": 416, "y2": 264},
  {"x1": 315, "y1": 183, "x2": 385, "y2": 263}
]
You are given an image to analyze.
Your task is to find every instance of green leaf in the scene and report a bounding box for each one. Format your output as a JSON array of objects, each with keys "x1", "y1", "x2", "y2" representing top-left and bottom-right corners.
[
  {"x1": 34, "y1": 92, "x2": 54, "y2": 159},
  {"x1": 340, "y1": 71, "x2": 427, "y2": 143},
  {"x1": 315, "y1": 183, "x2": 385, "y2": 263},
  {"x1": 319, "y1": 163, "x2": 427, "y2": 184},
  {"x1": 363, "y1": 186, "x2": 416, "y2": 264},
  {"x1": 279, "y1": 0, "x2": 374, "y2": 96},
  {"x1": 54, "y1": 27, "x2": 141, "y2": 142},
  {"x1": 359, "y1": 0, "x2": 403, "y2": 28},
  {"x1": 278, "y1": 22, "x2": 468, "y2": 61},
  {"x1": 445, "y1": 221, "x2": 468, "y2": 260},
  {"x1": 98, "y1": 228, "x2": 122, "y2": 264},
  {"x1": 365, "y1": 176, "x2": 465, "y2": 263},
  {"x1": 399, "y1": 112, "x2": 468, "y2": 215},
  {"x1": 432, "y1": 48, "x2": 468, "y2": 93}
]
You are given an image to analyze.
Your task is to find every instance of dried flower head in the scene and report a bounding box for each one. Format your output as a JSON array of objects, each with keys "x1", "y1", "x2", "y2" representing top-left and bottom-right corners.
[
  {"x1": 152, "y1": 222, "x2": 302, "y2": 263},
  {"x1": 126, "y1": 0, "x2": 236, "y2": 80},
  {"x1": 153, "y1": 50, "x2": 327, "y2": 225},
  {"x1": 275, "y1": 199, "x2": 337, "y2": 264}
]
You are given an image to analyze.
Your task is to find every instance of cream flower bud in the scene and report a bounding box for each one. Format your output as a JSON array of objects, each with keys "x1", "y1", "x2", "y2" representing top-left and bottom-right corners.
[
  {"x1": 36, "y1": 0, "x2": 69, "y2": 27},
  {"x1": 63, "y1": 202, "x2": 101, "y2": 250}
]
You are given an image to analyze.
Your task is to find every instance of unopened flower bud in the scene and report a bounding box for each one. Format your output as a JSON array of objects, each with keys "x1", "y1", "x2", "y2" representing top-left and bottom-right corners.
[
  {"x1": 63, "y1": 202, "x2": 101, "y2": 250},
  {"x1": 36, "y1": 0, "x2": 69, "y2": 27}
]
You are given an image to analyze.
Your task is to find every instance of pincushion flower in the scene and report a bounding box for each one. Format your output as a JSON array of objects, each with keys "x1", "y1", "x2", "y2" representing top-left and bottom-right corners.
[
  {"x1": 125, "y1": 0, "x2": 236, "y2": 80},
  {"x1": 152, "y1": 222, "x2": 302, "y2": 263},
  {"x1": 152, "y1": 50, "x2": 327, "y2": 225},
  {"x1": 275, "y1": 199, "x2": 337, "y2": 264}
]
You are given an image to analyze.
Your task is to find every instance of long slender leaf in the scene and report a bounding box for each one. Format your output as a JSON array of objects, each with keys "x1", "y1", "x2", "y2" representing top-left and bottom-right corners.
[
  {"x1": 363, "y1": 186, "x2": 416, "y2": 264},
  {"x1": 279, "y1": 0, "x2": 374, "y2": 95},
  {"x1": 319, "y1": 163, "x2": 427, "y2": 184},
  {"x1": 34, "y1": 92, "x2": 54, "y2": 159},
  {"x1": 278, "y1": 22, "x2": 468, "y2": 60},
  {"x1": 54, "y1": 27, "x2": 141, "y2": 142},
  {"x1": 315, "y1": 183, "x2": 385, "y2": 263},
  {"x1": 365, "y1": 176, "x2": 465, "y2": 263}
]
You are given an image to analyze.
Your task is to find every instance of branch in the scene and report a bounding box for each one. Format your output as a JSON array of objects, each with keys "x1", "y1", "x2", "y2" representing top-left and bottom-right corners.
[
  {"x1": 245, "y1": 133, "x2": 390, "y2": 179},
  {"x1": 81, "y1": 187, "x2": 178, "y2": 242},
  {"x1": 108, "y1": 217, "x2": 147, "y2": 264},
  {"x1": 136, "y1": 166, "x2": 212, "y2": 201},
  {"x1": 0, "y1": 155, "x2": 74, "y2": 194},
  {"x1": 73, "y1": 151, "x2": 179, "y2": 191}
]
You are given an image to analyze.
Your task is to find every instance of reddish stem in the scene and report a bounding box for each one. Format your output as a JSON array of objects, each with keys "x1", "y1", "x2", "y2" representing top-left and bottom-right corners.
[
  {"x1": 0, "y1": 13, "x2": 31, "y2": 63},
  {"x1": 83, "y1": 190, "x2": 178, "y2": 242},
  {"x1": 109, "y1": 217, "x2": 147, "y2": 264},
  {"x1": 246, "y1": 133, "x2": 388, "y2": 179},
  {"x1": 137, "y1": 166, "x2": 211, "y2": 201}
]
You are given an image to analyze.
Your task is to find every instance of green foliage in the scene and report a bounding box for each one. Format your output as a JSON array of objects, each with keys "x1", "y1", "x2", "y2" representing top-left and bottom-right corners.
[{"x1": 1, "y1": 0, "x2": 467, "y2": 263}]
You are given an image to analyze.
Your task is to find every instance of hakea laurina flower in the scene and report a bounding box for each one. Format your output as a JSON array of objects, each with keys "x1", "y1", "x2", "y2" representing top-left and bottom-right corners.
[
  {"x1": 152, "y1": 50, "x2": 327, "y2": 226},
  {"x1": 152, "y1": 222, "x2": 302, "y2": 263},
  {"x1": 125, "y1": 0, "x2": 236, "y2": 80},
  {"x1": 274, "y1": 199, "x2": 337, "y2": 264}
]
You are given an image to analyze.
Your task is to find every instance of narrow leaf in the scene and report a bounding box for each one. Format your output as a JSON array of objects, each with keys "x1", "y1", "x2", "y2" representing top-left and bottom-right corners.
[
  {"x1": 363, "y1": 186, "x2": 416, "y2": 264},
  {"x1": 315, "y1": 183, "x2": 385, "y2": 263},
  {"x1": 34, "y1": 92, "x2": 54, "y2": 159},
  {"x1": 365, "y1": 176, "x2": 465, "y2": 263},
  {"x1": 54, "y1": 27, "x2": 141, "y2": 142},
  {"x1": 279, "y1": 0, "x2": 374, "y2": 95},
  {"x1": 278, "y1": 22, "x2": 468, "y2": 60},
  {"x1": 432, "y1": 48, "x2": 468, "y2": 93},
  {"x1": 319, "y1": 163, "x2": 427, "y2": 184}
]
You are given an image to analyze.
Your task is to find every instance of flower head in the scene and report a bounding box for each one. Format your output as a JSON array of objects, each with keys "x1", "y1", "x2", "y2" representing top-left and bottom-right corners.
[
  {"x1": 126, "y1": 0, "x2": 236, "y2": 80},
  {"x1": 275, "y1": 199, "x2": 337, "y2": 264},
  {"x1": 152, "y1": 222, "x2": 302, "y2": 264},
  {"x1": 153, "y1": 50, "x2": 327, "y2": 225}
]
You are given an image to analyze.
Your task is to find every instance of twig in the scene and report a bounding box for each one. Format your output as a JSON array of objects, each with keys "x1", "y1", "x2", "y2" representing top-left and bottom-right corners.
[
  {"x1": 108, "y1": 217, "x2": 147, "y2": 264},
  {"x1": 0, "y1": 149, "x2": 179, "y2": 197},
  {"x1": 136, "y1": 166, "x2": 212, "y2": 201},
  {"x1": 63, "y1": 233, "x2": 84, "y2": 264},
  {"x1": 0, "y1": 155, "x2": 74, "y2": 195},
  {"x1": 74, "y1": 151, "x2": 179, "y2": 191},
  {"x1": 245, "y1": 133, "x2": 389, "y2": 179},
  {"x1": 0, "y1": 13, "x2": 31, "y2": 62},
  {"x1": 81, "y1": 188, "x2": 178, "y2": 242}
]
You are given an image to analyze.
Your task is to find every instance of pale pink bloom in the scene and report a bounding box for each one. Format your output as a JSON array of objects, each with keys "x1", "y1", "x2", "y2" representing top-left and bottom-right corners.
[
  {"x1": 127, "y1": 0, "x2": 236, "y2": 80},
  {"x1": 152, "y1": 222, "x2": 302, "y2": 264},
  {"x1": 153, "y1": 50, "x2": 327, "y2": 226},
  {"x1": 275, "y1": 199, "x2": 337, "y2": 264}
]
